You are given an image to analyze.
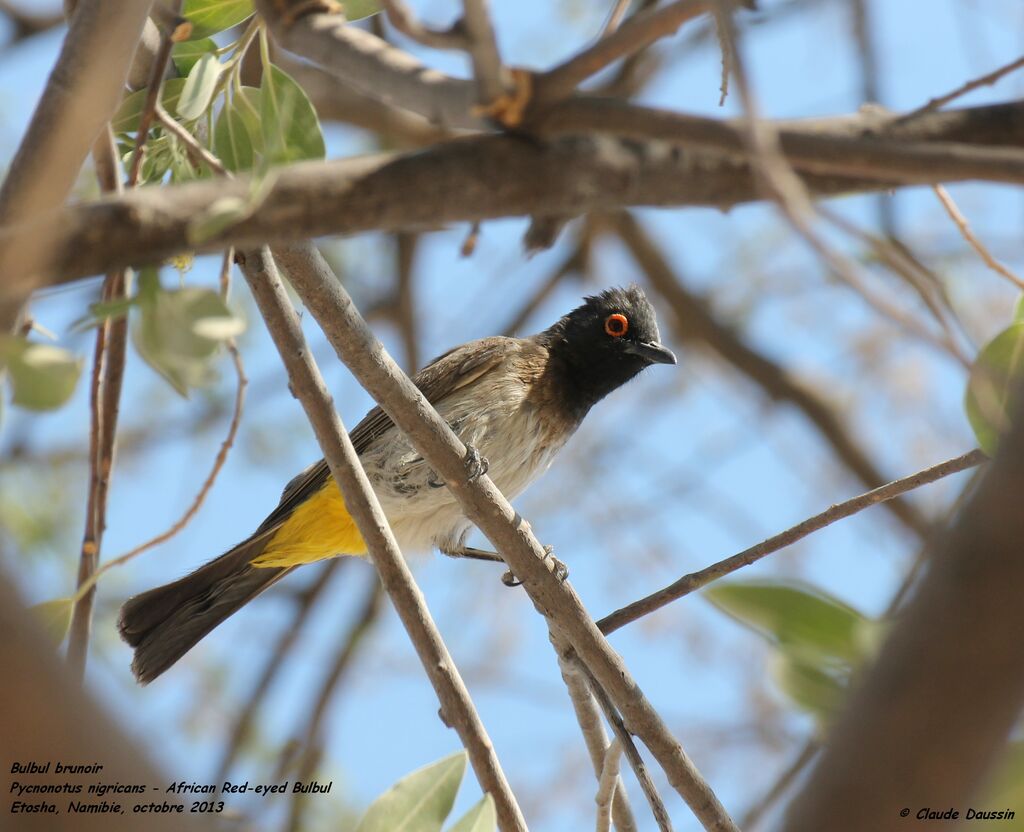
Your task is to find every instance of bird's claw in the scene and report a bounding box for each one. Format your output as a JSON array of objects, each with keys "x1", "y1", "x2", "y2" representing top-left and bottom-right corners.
[
  {"x1": 500, "y1": 545, "x2": 567, "y2": 588},
  {"x1": 464, "y1": 445, "x2": 489, "y2": 481},
  {"x1": 428, "y1": 445, "x2": 488, "y2": 489}
]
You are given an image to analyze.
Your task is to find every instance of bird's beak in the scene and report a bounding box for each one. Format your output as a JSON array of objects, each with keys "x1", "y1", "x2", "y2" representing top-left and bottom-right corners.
[{"x1": 625, "y1": 340, "x2": 677, "y2": 365}]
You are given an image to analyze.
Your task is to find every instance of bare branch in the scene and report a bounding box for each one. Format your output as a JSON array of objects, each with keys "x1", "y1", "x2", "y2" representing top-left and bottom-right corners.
[
  {"x1": 897, "y1": 53, "x2": 1024, "y2": 123},
  {"x1": 597, "y1": 449, "x2": 985, "y2": 636},
  {"x1": 0, "y1": 0, "x2": 152, "y2": 329},
  {"x1": 267, "y1": 241, "x2": 737, "y2": 831},
  {"x1": 596, "y1": 739, "x2": 625, "y2": 832},
  {"x1": 237, "y1": 246, "x2": 528, "y2": 832},
  {"x1": 932, "y1": 184, "x2": 1024, "y2": 292},
  {"x1": 383, "y1": 0, "x2": 471, "y2": 51},
  {"x1": 254, "y1": 0, "x2": 484, "y2": 131},
  {"x1": 460, "y1": 0, "x2": 505, "y2": 104},
  {"x1": 557, "y1": 656, "x2": 638, "y2": 832},
  {"x1": 538, "y1": 0, "x2": 710, "y2": 101}
]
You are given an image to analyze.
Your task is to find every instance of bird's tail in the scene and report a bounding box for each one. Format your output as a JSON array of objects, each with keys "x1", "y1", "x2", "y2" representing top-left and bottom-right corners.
[{"x1": 118, "y1": 533, "x2": 290, "y2": 685}]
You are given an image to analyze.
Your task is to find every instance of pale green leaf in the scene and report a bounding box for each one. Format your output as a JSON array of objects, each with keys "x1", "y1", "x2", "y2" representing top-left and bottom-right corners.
[
  {"x1": 112, "y1": 78, "x2": 188, "y2": 135},
  {"x1": 260, "y1": 63, "x2": 325, "y2": 166},
  {"x1": 31, "y1": 598, "x2": 75, "y2": 647},
  {"x1": 704, "y1": 580, "x2": 869, "y2": 664},
  {"x1": 213, "y1": 87, "x2": 262, "y2": 172},
  {"x1": 177, "y1": 52, "x2": 223, "y2": 121},
  {"x1": 193, "y1": 315, "x2": 246, "y2": 339},
  {"x1": 132, "y1": 283, "x2": 242, "y2": 395},
  {"x1": 355, "y1": 752, "x2": 466, "y2": 832},
  {"x1": 769, "y1": 651, "x2": 847, "y2": 723},
  {"x1": 447, "y1": 795, "x2": 496, "y2": 832},
  {"x1": 172, "y1": 37, "x2": 217, "y2": 75},
  {"x1": 182, "y1": 0, "x2": 254, "y2": 39},
  {"x1": 965, "y1": 322, "x2": 1024, "y2": 456},
  {"x1": 0, "y1": 338, "x2": 83, "y2": 411},
  {"x1": 341, "y1": 0, "x2": 383, "y2": 20}
]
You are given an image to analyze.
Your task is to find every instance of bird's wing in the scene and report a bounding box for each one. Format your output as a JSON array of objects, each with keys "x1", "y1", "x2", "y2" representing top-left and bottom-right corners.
[{"x1": 254, "y1": 337, "x2": 520, "y2": 534}]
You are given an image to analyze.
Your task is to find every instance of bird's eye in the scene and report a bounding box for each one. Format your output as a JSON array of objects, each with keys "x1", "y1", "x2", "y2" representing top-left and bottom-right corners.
[{"x1": 604, "y1": 313, "x2": 629, "y2": 337}]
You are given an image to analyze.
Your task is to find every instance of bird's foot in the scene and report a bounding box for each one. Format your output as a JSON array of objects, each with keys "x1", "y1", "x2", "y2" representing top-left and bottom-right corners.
[
  {"x1": 428, "y1": 444, "x2": 488, "y2": 488},
  {"x1": 501, "y1": 545, "x2": 567, "y2": 587}
]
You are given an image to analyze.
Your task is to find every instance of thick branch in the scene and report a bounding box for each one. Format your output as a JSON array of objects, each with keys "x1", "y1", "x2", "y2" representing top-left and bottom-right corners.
[
  {"x1": 10, "y1": 100, "x2": 1024, "y2": 289},
  {"x1": 0, "y1": 0, "x2": 151, "y2": 329},
  {"x1": 255, "y1": 0, "x2": 485, "y2": 130},
  {"x1": 781, "y1": 405, "x2": 1024, "y2": 831},
  {"x1": 238, "y1": 247, "x2": 527, "y2": 832},
  {"x1": 267, "y1": 242, "x2": 737, "y2": 831}
]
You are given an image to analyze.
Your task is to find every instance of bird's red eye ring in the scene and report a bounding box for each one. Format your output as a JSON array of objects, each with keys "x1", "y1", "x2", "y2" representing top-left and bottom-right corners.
[{"x1": 604, "y1": 313, "x2": 629, "y2": 337}]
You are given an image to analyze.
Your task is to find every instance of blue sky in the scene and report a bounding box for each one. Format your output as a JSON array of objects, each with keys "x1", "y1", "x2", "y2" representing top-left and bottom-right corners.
[{"x1": 3, "y1": 1, "x2": 1023, "y2": 830}]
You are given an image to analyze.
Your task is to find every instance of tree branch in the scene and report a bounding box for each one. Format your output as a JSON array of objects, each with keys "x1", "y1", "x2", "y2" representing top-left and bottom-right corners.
[
  {"x1": 597, "y1": 449, "x2": 985, "y2": 636},
  {"x1": 10, "y1": 98, "x2": 1024, "y2": 289},
  {"x1": 0, "y1": 0, "x2": 151, "y2": 330},
  {"x1": 237, "y1": 247, "x2": 528, "y2": 832},
  {"x1": 265, "y1": 241, "x2": 737, "y2": 831}
]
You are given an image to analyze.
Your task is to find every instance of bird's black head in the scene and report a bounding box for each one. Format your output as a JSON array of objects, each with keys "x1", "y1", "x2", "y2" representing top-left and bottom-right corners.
[{"x1": 539, "y1": 285, "x2": 676, "y2": 419}]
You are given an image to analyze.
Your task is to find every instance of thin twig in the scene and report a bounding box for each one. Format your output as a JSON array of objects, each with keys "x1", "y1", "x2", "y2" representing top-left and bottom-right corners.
[
  {"x1": 460, "y1": 0, "x2": 505, "y2": 104},
  {"x1": 602, "y1": 0, "x2": 634, "y2": 38},
  {"x1": 127, "y1": 21, "x2": 178, "y2": 186},
  {"x1": 897, "y1": 53, "x2": 1024, "y2": 123},
  {"x1": 739, "y1": 740, "x2": 818, "y2": 831},
  {"x1": 286, "y1": 577, "x2": 384, "y2": 832},
  {"x1": 820, "y1": 207, "x2": 975, "y2": 356},
  {"x1": 558, "y1": 655, "x2": 638, "y2": 832},
  {"x1": 239, "y1": 246, "x2": 528, "y2": 832},
  {"x1": 932, "y1": 184, "x2": 1024, "y2": 292},
  {"x1": 598, "y1": 448, "x2": 985, "y2": 636},
  {"x1": 571, "y1": 655, "x2": 674, "y2": 832},
  {"x1": 382, "y1": 0, "x2": 470, "y2": 50},
  {"x1": 155, "y1": 104, "x2": 229, "y2": 176},
  {"x1": 539, "y1": 0, "x2": 709, "y2": 101},
  {"x1": 67, "y1": 123, "x2": 129, "y2": 680},
  {"x1": 72, "y1": 332, "x2": 248, "y2": 602},
  {"x1": 713, "y1": 3, "x2": 971, "y2": 369},
  {"x1": 596, "y1": 739, "x2": 625, "y2": 832}
]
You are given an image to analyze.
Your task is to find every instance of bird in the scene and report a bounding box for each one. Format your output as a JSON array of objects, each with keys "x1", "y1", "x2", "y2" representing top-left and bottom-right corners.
[{"x1": 118, "y1": 285, "x2": 676, "y2": 684}]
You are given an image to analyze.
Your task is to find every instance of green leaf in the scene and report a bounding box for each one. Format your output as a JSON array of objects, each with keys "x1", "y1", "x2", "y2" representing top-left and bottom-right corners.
[
  {"x1": 177, "y1": 52, "x2": 223, "y2": 121},
  {"x1": 1013, "y1": 295, "x2": 1024, "y2": 323},
  {"x1": 260, "y1": 63, "x2": 325, "y2": 166},
  {"x1": 355, "y1": 752, "x2": 466, "y2": 832},
  {"x1": 172, "y1": 37, "x2": 218, "y2": 75},
  {"x1": 181, "y1": 0, "x2": 254, "y2": 39},
  {"x1": 31, "y1": 598, "x2": 75, "y2": 647},
  {"x1": 214, "y1": 87, "x2": 262, "y2": 172},
  {"x1": 132, "y1": 282, "x2": 245, "y2": 396},
  {"x1": 111, "y1": 78, "x2": 188, "y2": 135},
  {"x1": 0, "y1": 337, "x2": 83, "y2": 411},
  {"x1": 769, "y1": 651, "x2": 848, "y2": 723},
  {"x1": 705, "y1": 580, "x2": 870, "y2": 664},
  {"x1": 966, "y1": 322, "x2": 1024, "y2": 456},
  {"x1": 71, "y1": 296, "x2": 139, "y2": 332},
  {"x1": 447, "y1": 795, "x2": 496, "y2": 832},
  {"x1": 977, "y1": 741, "x2": 1024, "y2": 825},
  {"x1": 341, "y1": 0, "x2": 383, "y2": 20}
]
